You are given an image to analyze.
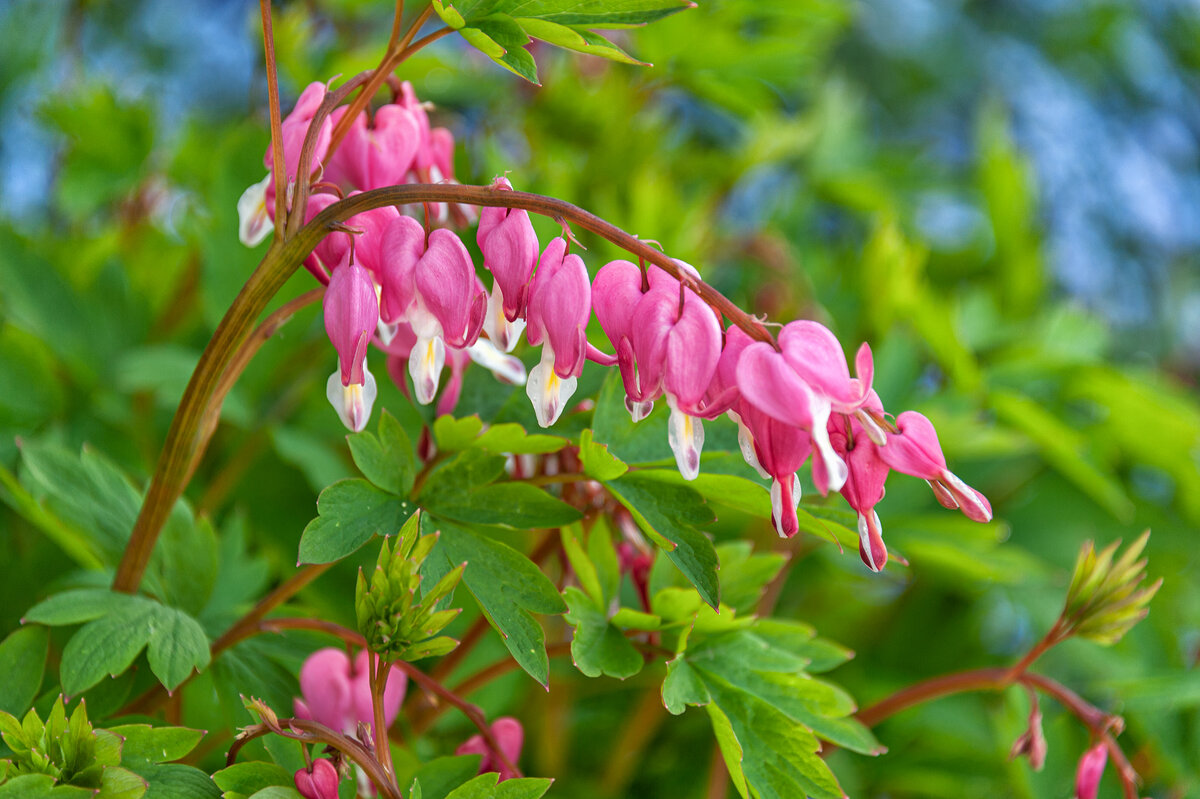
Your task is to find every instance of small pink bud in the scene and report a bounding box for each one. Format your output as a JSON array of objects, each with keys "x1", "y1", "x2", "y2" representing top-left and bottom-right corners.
[
  {"x1": 1075, "y1": 743, "x2": 1108, "y2": 799},
  {"x1": 456, "y1": 717, "x2": 524, "y2": 782},
  {"x1": 294, "y1": 759, "x2": 339, "y2": 799}
]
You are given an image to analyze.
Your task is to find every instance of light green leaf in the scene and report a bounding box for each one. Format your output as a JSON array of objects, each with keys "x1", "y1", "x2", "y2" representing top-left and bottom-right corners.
[
  {"x1": 433, "y1": 415, "x2": 485, "y2": 451},
  {"x1": 662, "y1": 657, "x2": 709, "y2": 715},
  {"x1": 110, "y1": 725, "x2": 206, "y2": 764},
  {"x1": 577, "y1": 429, "x2": 627, "y2": 481},
  {"x1": 348, "y1": 410, "x2": 416, "y2": 495},
  {"x1": 145, "y1": 608, "x2": 211, "y2": 691},
  {"x1": 211, "y1": 762, "x2": 292, "y2": 795},
  {"x1": 24, "y1": 589, "x2": 137, "y2": 626},
  {"x1": 562, "y1": 587, "x2": 643, "y2": 679},
  {"x1": 97, "y1": 766, "x2": 148, "y2": 799},
  {"x1": 706, "y1": 703, "x2": 749, "y2": 799},
  {"x1": 298, "y1": 479, "x2": 417, "y2": 564},
  {"x1": 60, "y1": 603, "x2": 159, "y2": 695},
  {"x1": 515, "y1": 18, "x2": 645, "y2": 64}
]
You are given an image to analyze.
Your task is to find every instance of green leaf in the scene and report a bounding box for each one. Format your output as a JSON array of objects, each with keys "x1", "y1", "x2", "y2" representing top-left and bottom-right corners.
[
  {"x1": 348, "y1": 410, "x2": 416, "y2": 495},
  {"x1": 245, "y1": 788, "x2": 303, "y2": 799},
  {"x1": 24, "y1": 589, "x2": 137, "y2": 626},
  {"x1": 715, "y1": 542, "x2": 788, "y2": 615},
  {"x1": 418, "y1": 450, "x2": 508, "y2": 505},
  {"x1": 406, "y1": 755, "x2": 483, "y2": 799},
  {"x1": 97, "y1": 766, "x2": 148, "y2": 799},
  {"x1": 123, "y1": 763, "x2": 219, "y2": 799},
  {"x1": 145, "y1": 608, "x2": 211, "y2": 691},
  {"x1": 662, "y1": 657, "x2": 709, "y2": 715},
  {"x1": 444, "y1": 773, "x2": 552, "y2": 799},
  {"x1": 638, "y1": 469, "x2": 770, "y2": 518},
  {"x1": 0, "y1": 625, "x2": 49, "y2": 715},
  {"x1": 610, "y1": 608, "x2": 659, "y2": 630},
  {"x1": 0, "y1": 774, "x2": 95, "y2": 798},
  {"x1": 60, "y1": 603, "x2": 159, "y2": 695},
  {"x1": 499, "y1": 0, "x2": 693, "y2": 27},
  {"x1": 109, "y1": 725, "x2": 205, "y2": 763},
  {"x1": 432, "y1": 415, "x2": 485, "y2": 451},
  {"x1": 474, "y1": 424, "x2": 566, "y2": 455},
  {"x1": 605, "y1": 472, "x2": 719, "y2": 608},
  {"x1": 577, "y1": 429, "x2": 627, "y2": 481},
  {"x1": 424, "y1": 482, "x2": 582, "y2": 529},
  {"x1": 213, "y1": 758, "x2": 292, "y2": 791},
  {"x1": 591, "y1": 372, "x2": 672, "y2": 465},
  {"x1": 514, "y1": 18, "x2": 645, "y2": 64},
  {"x1": 560, "y1": 524, "x2": 603, "y2": 606},
  {"x1": 705, "y1": 703, "x2": 749, "y2": 799},
  {"x1": 562, "y1": 587, "x2": 643, "y2": 679},
  {"x1": 463, "y1": 16, "x2": 540, "y2": 84},
  {"x1": 153, "y1": 510, "x2": 218, "y2": 616},
  {"x1": 298, "y1": 479, "x2": 417, "y2": 564},
  {"x1": 701, "y1": 676, "x2": 843, "y2": 799},
  {"x1": 428, "y1": 517, "x2": 566, "y2": 685}
]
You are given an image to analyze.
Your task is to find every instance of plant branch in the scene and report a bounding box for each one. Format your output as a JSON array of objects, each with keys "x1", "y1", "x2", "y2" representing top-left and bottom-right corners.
[
  {"x1": 391, "y1": 658, "x2": 522, "y2": 779},
  {"x1": 230, "y1": 717, "x2": 402, "y2": 799},
  {"x1": 260, "y1": 0, "x2": 286, "y2": 236},
  {"x1": 856, "y1": 666, "x2": 1138, "y2": 799},
  {"x1": 115, "y1": 181, "x2": 776, "y2": 596},
  {"x1": 185, "y1": 287, "x2": 325, "y2": 485},
  {"x1": 371, "y1": 653, "x2": 396, "y2": 780}
]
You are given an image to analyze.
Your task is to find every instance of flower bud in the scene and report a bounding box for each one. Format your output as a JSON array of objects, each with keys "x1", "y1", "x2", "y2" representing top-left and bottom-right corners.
[{"x1": 294, "y1": 759, "x2": 339, "y2": 799}]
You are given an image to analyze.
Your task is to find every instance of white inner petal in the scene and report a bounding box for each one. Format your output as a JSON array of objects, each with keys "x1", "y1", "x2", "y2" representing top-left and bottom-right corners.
[
  {"x1": 667, "y1": 395, "x2": 704, "y2": 481},
  {"x1": 466, "y1": 339, "x2": 527, "y2": 386},
  {"x1": 326, "y1": 365, "x2": 378, "y2": 432},
  {"x1": 625, "y1": 396, "x2": 654, "y2": 423},
  {"x1": 237, "y1": 173, "x2": 273, "y2": 247},
  {"x1": 769, "y1": 474, "x2": 801, "y2": 538},
  {"x1": 733, "y1": 412, "x2": 770, "y2": 480},
  {"x1": 483, "y1": 285, "x2": 525, "y2": 353},
  {"x1": 526, "y1": 344, "x2": 576, "y2": 428},
  {"x1": 808, "y1": 393, "x2": 848, "y2": 493},
  {"x1": 408, "y1": 334, "x2": 445, "y2": 405}
]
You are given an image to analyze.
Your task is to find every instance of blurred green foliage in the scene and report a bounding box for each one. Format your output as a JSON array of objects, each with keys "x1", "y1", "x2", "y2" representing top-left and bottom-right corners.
[{"x1": 1, "y1": 1, "x2": 1197, "y2": 797}]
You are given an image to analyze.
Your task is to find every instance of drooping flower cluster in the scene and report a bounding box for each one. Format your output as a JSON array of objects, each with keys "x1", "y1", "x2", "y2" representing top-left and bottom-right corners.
[{"x1": 240, "y1": 82, "x2": 991, "y2": 573}]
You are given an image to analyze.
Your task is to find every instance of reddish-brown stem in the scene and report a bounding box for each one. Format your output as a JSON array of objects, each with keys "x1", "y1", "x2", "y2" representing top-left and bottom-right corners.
[
  {"x1": 185, "y1": 287, "x2": 324, "y2": 485},
  {"x1": 1003, "y1": 618, "x2": 1065, "y2": 683},
  {"x1": 315, "y1": 184, "x2": 777, "y2": 347},
  {"x1": 429, "y1": 614, "x2": 490, "y2": 683},
  {"x1": 259, "y1": 0, "x2": 286, "y2": 235},
  {"x1": 857, "y1": 666, "x2": 1138, "y2": 799},
  {"x1": 386, "y1": 0, "x2": 405, "y2": 52},
  {"x1": 260, "y1": 617, "x2": 366, "y2": 646},
  {"x1": 230, "y1": 718, "x2": 402, "y2": 799},
  {"x1": 371, "y1": 653, "x2": 395, "y2": 780},
  {"x1": 392, "y1": 658, "x2": 523, "y2": 779}
]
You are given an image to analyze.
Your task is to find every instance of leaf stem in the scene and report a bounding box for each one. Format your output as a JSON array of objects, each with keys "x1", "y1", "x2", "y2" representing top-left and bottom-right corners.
[{"x1": 260, "y1": 0, "x2": 286, "y2": 236}]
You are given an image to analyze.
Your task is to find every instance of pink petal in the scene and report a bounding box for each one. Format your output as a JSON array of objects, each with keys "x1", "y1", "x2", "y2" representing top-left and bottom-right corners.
[
  {"x1": 298, "y1": 648, "x2": 352, "y2": 732},
  {"x1": 876, "y1": 410, "x2": 948, "y2": 479},
  {"x1": 857, "y1": 510, "x2": 888, "y2": 573},
  {"x1": 415, "y1": 229, "x2": 484, "y2": 348},
  {"x1": 592, "y1": 259, "x2": 646, "y2": 351},
  {"x1": 736, "y1": 343, "x2": 822, "y2": 430},
  {"x1": 527, "y1": 238, "x2": 591, "y2": 378},
  {"x1": 664, "y1": 293, "x2": 722, "y2": 408},
  {"x1": 779, "y1": 320, "x2": 868, "y2": 411},
  {"x1": 1075, "y1": 743, "x2": 1107, "y2": 799},
  {"x1": 378, "y1": 215, "x2": 427, "y2": 324},
  {"x1": 323, "y1": 263, "x2": 379, "y2": 386}
]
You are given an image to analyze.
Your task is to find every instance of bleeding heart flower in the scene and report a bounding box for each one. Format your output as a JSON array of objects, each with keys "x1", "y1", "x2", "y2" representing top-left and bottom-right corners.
[
  {"x1": 525, "y1": 237, "x2": 590, "y2": 427},
  {"x1": 323, "y1": 260, "x2": 380, "y2": 432},
  {"x1": 876, "y1": 410, "x2": 993, "y2": 523},
  {"x1": 478, "y1": 177, "x2": 539, "y2": 352}
]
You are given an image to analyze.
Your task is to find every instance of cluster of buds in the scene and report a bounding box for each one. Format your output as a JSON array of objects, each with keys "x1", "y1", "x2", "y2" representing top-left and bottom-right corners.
[
  {"x1": 240, "y1": 82, "x2": 995, "y2": 573},
  {"x1": 355, "y1": 515, "x2": 464, "y2": 662},
  {"x1": 1061, "y1": 531, "x2": 1161, "y2": 644}
]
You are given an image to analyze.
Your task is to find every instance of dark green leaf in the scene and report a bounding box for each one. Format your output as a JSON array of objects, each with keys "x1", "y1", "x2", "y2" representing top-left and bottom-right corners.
[
  {"x1": 110, "y1": 725, "x2": 205, "y2": 763},
  {"x1": 299, "y1": 479, "x2": 417, "y2": 564},
  {"x1": 424, "y1": 482, "x2": 582, "y2": 529},
  {"x1": 605, "y1": 472, "x2": 719, "y2": 608},
  {"x1": 0, "y1": 625, "x2": 48, "y2": 715},
  {"x1": 428, "y1": 517, "x2": 566, "y2": 685}
]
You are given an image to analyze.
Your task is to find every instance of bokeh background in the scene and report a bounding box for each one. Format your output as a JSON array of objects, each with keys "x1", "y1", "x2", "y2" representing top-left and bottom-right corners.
[{"x1": 1, "y1": 0, "x2": 1198, "y2": 797}]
